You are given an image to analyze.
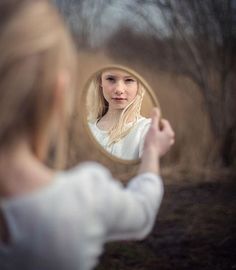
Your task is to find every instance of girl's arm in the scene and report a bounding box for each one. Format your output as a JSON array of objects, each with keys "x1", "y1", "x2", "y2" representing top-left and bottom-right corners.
[{"x1": 96, "y1": 108, "x2": 175, "y2": 241}]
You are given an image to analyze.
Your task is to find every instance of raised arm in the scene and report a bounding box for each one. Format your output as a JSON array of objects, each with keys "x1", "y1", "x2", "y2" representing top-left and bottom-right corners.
[{"x1": 98, "y1": 108, "x2": 175, "y2": 241}]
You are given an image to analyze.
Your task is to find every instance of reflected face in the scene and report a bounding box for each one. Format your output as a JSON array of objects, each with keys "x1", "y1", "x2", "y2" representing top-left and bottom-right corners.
[{"x1": 101, "y1": 69, "x2": 138, "y2": 110}]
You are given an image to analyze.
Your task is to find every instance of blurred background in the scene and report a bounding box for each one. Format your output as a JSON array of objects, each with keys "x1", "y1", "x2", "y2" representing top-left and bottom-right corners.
[{"x1": 55, "y1": 0, "x2": 236, "y2": 269}]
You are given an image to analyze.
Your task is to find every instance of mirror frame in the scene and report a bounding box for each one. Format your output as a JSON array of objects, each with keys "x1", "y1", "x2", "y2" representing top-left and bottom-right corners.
[{"x1": 81, "y1": 64, "x2": 161, "y2": 165}]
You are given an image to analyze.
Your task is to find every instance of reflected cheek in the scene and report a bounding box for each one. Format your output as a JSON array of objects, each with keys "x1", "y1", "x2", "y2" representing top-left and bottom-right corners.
[
  {"x1": 102, "y1": 88, "x2": 112, "y2": 102},
  {"x1": 128, "y1": 87, "x2": 138, "y2": 101}
]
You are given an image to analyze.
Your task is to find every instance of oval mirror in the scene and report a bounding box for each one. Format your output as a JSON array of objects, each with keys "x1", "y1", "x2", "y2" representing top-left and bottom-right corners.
[{"x1": 83, "y1": 65, "x2": 161, "y2": 164}]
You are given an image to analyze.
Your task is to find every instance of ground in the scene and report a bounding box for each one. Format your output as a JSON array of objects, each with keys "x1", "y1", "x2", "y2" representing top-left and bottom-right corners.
[{"x1": 96, "y1": 174, "x2": 236, "y2": 270}]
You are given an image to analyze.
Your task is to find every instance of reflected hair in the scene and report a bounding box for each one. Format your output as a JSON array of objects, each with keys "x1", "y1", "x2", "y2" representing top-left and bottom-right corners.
[
  {"x1": 0, "y1": 0, "x2": 77, "y2": 168},
  {"x1": 87, "y1": 71, "x2": 145, "y2": 145}
]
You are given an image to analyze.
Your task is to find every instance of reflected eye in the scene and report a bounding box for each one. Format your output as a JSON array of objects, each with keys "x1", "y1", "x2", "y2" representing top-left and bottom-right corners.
[
  {"x1": 106, "y1": 76, "x2": 115, "y2": 82},
  {"x1": 125, "y1": 78, "x2": 136, "y2": 83}
]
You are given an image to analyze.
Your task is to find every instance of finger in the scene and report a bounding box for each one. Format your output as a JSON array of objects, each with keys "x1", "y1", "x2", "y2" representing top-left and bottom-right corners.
[
  {"x1": 151, "y1": 107, "x2": 160, "y2": 129},
  {"x1": 170, "y1": 138, "x2": 175, "y2": 145},
  {"x1": 161, "y1": 119, "x2": 175, "y2": 137}
]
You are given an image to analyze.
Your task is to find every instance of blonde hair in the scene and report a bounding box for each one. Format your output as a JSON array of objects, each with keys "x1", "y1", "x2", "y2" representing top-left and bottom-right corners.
[
  {"x1": 0, "y1": 0, "x2": 77, "y2": 168},
  {"x1": 87, "y1": 71, "x2": 145, "y2": 145}
]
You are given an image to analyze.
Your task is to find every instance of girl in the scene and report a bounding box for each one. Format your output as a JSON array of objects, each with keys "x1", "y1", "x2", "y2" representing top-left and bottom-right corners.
[
  {"x1": 0, "y1": 0, "x2": 174, "y2": 270},
  {"x1": 88, "y1": 68, "x2": 152, "y2": 160}
]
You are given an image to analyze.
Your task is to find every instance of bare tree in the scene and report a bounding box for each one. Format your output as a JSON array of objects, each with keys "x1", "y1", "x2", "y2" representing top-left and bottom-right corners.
[
  {"x1": 159, "y1": 0, "x2": 235, "y2": 134},
  {"x1": 158, "y1": 0, "x2": 236, "y2": 166}
]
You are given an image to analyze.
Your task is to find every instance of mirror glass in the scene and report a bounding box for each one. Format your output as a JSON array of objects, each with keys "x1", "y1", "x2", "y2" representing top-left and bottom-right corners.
[{"x1": 85, "y1": 65, "x2": 160, "y2": 163}]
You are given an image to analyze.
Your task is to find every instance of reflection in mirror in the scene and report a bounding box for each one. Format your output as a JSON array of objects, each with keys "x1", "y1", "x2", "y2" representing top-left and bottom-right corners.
[{"x1": 86, "y1": 66, "x2": 159, "y2": 161}]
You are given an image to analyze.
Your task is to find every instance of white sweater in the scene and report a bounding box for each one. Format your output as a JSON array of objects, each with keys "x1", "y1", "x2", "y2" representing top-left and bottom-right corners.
[
  {"x1": 0, "y1": 162, "x2": 163, "y2": 270},
  {"x1": 88, "y1": 117, "x2": 151, "y2": 160}
]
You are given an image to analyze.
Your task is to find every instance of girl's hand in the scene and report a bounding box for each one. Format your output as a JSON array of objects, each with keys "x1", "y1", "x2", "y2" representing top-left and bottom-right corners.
[
  {"x1": 139, "y1": 108, "x2": 175, "y2": 175},
  {"x1": 144, "y1": 108, "x2": 175, "y2": 158}
]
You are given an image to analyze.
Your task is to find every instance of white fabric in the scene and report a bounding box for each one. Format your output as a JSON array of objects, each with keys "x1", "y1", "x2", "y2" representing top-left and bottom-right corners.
[
  {"x1": 88, "y1": 117, "x2": 151, "y2": 160},
  {"x1": 0, "y1": 162, "x2": 163, "y2": 270}
]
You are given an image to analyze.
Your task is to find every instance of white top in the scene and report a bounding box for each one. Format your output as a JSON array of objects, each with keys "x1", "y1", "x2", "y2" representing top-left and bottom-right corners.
[
  {"x1": 88, "y1": 117, "x2": 151, "y2": 160},
  {"x1": 0, "y1": 162, "x2": 163, "y2": 270}
]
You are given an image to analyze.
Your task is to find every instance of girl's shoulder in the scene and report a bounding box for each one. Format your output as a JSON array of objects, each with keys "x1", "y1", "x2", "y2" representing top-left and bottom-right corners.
[
  {"x1": 137, "y1": 116, "x2": 151, "y2": 124},
  {"x1": 88, "y1": 119, "x2": 97, "y2": 128},
  {"x1": 134, "y1": 117, "x2": 151, "y2": 129},
  {"x1": 59, "y1": 162, "x2": 112, "y2": 186}
]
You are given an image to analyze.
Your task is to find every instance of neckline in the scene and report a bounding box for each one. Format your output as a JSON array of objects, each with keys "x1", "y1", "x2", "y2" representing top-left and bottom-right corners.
[
  {"x1": 94, "y1": 116, "x2": 145, "y2": 133},
  {"x1": 95, "y1": 119, "x2": 109, "y2": 133}
]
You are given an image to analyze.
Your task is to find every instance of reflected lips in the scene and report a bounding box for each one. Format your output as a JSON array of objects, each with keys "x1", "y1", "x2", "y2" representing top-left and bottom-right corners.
[{"x1": 112, "y1": 97, "x2": 127, "y2": 101}]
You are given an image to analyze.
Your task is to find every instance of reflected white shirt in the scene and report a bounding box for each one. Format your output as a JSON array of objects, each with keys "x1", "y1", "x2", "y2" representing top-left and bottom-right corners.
[
  {"x1": 88, "y1": 117, "x2": 151, "y2": 160},
  {"x1": 0, "y1": 162, "x2": 164, "y2": 270}
]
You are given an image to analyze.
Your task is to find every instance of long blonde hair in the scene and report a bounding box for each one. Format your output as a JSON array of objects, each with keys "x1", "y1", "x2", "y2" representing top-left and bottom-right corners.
[
  {"x1": 0, "y1": 0, "x2": 77, "y2": 168},
  {"x1": 87, "y1": 70, "x2": 145, "y2": 145}
]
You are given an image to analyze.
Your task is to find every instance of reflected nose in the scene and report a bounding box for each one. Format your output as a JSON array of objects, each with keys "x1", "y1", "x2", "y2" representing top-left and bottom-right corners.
[{"x1": 115, "y1": 81, "x2": 125, "y2": 95}]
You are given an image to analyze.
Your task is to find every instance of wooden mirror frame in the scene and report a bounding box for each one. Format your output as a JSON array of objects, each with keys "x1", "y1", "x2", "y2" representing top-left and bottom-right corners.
[{"x1": 81, "y1": 64, "x2": 161, "y2": 165}]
